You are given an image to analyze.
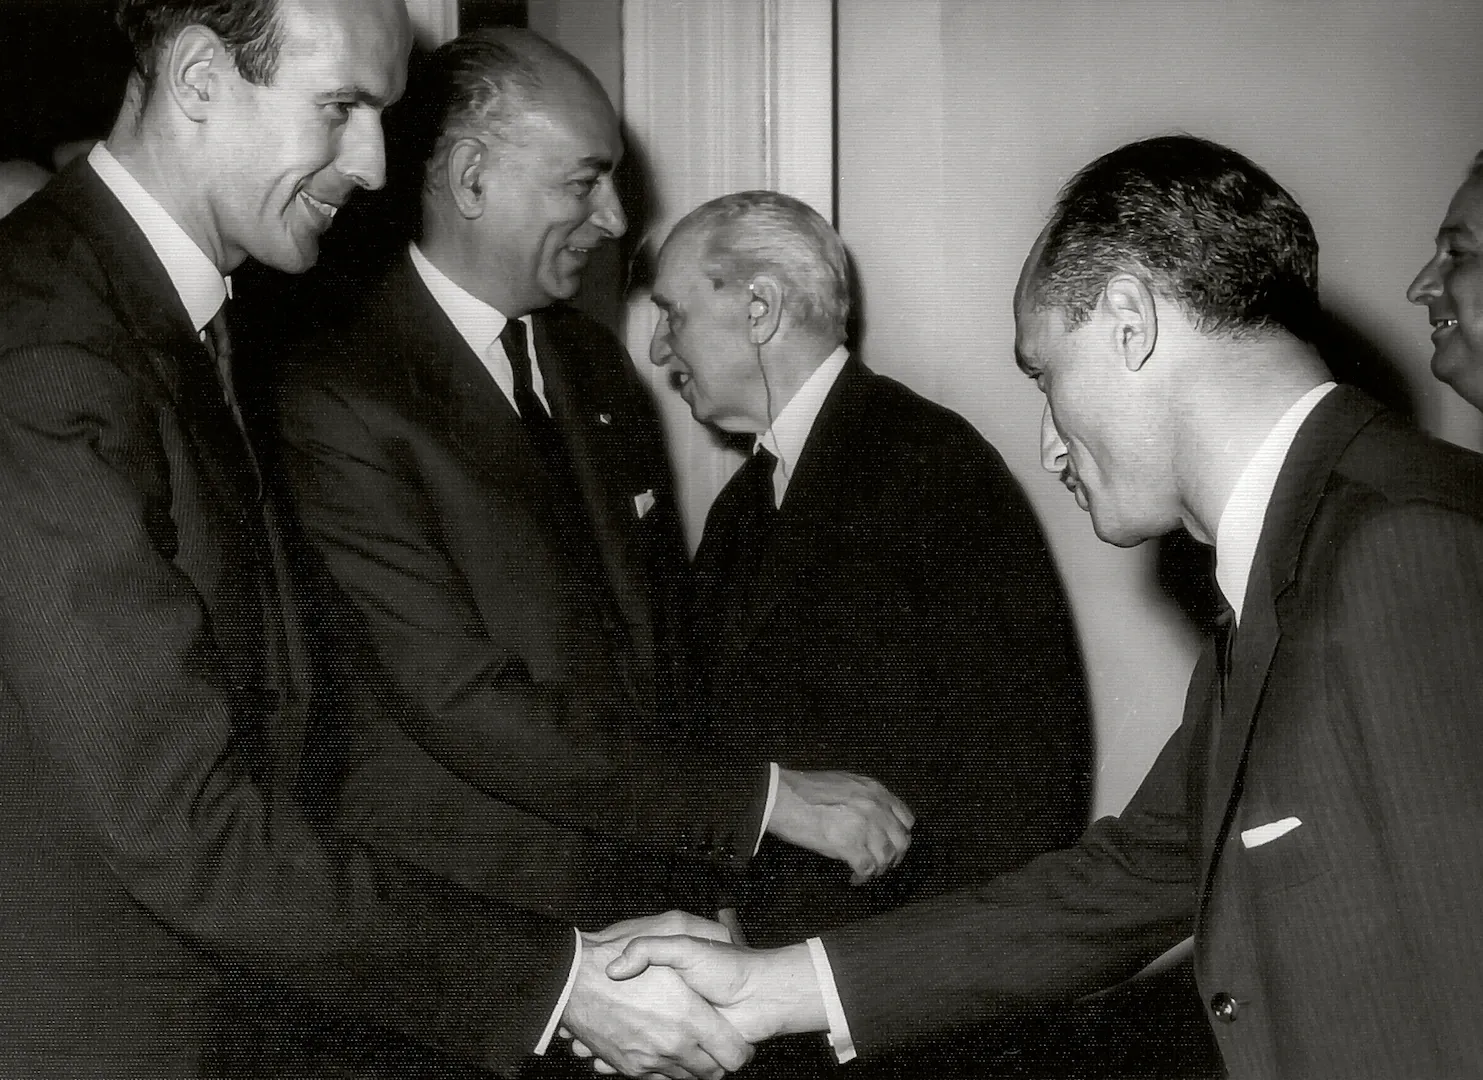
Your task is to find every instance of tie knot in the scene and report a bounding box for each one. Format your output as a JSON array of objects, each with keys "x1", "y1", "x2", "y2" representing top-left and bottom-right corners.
[{"x1": 499, "y1": 317, "x2": 529, "y2": 361}]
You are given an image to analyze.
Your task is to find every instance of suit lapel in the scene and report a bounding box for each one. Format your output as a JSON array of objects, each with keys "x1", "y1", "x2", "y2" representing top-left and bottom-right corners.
[
  {"x1": 719, "y1": 359, "x2": 869, "y2": 661},
  {"x1": 49, "y1": 163, "x2": 262, "y2": 509},
  {"x1": 386, "y1": 257, "x2": 560, "y2": 535},
  {"x1": 1199, "y1": 385, "x2": 1385, "y2": 881},
  {"x1": 534, "y1": 310, "x2": 658, "y2": 671}
]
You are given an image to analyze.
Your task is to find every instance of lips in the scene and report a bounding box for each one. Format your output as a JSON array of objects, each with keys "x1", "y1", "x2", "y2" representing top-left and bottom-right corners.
[
  {"x1": 298, "y1": 191, "x2": 341, "y2": 227},
  {"x1": 1060, "y1": 468, "x2": 1089, "y2": 511},
  {"x1": 1430, "y1": 316, "x2": 1459, "y2": 343}
]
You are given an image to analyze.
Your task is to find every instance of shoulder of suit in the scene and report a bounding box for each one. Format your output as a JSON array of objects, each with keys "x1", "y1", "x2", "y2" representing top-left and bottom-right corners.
[
  {"x1": 0, "y1": 190, "x2": 137, "y2": 368},
  {"x1": 536, "y1": 302, "x2": 627, "y2": 354},
  {"x1": 849, "y1": 364, "x2": 1009, "y2": 468},
  {"x1": 1333, "y1": 409, "x2": 1483, "y2": 522}
]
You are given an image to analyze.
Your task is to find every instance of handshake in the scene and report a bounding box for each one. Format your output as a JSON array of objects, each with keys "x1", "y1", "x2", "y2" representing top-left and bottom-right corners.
[
  {"x1": 558, "y1": 769, "x2": 914, "y2": 1078},
  {"x1": 560, "y1": 910, "x2": 827, "y2": 1080}
]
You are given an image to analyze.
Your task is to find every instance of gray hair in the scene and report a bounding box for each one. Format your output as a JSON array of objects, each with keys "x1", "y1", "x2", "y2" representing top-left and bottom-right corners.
[{"x1": 672, "y1": 190, "x2": 850, "y2": 340}]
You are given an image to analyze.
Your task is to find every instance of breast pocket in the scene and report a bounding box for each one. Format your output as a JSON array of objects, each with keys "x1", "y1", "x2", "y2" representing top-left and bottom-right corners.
[{"x1": 1238, "y1": 808, "x2": 1331, "y2": 895}]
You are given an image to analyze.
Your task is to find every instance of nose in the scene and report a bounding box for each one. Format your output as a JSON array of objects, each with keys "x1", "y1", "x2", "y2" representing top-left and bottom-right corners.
[
  {"x1": 592, "y1": 176, "x2": 628, "y2": 240},
  {"x1": 1407, "y1": 254, "x2": 1442, "y2": 307},
  {"x1": 1040, "y1": 401, "x2": 1068, "y2": 475},
  {"x1": 339, "y1": 109, "x2": 389, "y2": 192}
]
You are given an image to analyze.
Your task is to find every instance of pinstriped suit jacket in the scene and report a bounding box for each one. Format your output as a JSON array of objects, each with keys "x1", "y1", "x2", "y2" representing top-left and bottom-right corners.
[
  {"x1": 821, "y1": 386, "x2": 1483, "y2": 1079},
  {"x1": 0, "y1": 158, "x2": 574, "y2": 1078}
]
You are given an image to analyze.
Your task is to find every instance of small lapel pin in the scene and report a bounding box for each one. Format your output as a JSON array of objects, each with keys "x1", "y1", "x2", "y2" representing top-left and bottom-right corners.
[
  {"x1": 598, "y1": 412, "x2": 613, "y2": 425},
  {"x1": 633, "y1": 489, "x2": 656, "y2": 519}
]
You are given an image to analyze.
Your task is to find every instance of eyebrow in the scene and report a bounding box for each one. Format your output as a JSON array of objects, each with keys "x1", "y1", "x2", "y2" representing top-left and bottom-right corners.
[
  {"x1": 651, "y1": 291, "x2": 671, "y2": 309},
  {"x1": 574, "y1": 154, "x2": 616, "y2": 172},
  {"x1": 1439, "y1": 223, "x2": 1475, "y2": 243},
  {"x1": 323, "y1": 86, "x2": 393, "y2": 109}
]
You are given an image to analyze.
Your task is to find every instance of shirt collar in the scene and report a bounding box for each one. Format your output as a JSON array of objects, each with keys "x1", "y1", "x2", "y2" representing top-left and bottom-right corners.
[
  {"x1": 1215, "y1": 381, "x2": 1337, "y2": 621},
  {"x1": 755, "y1": 345, "x2": 850, "y2": 497},
  {"x1": 88, "y1": 143, "x2": 228, "y2": 333},
  {"x1": 408, "y1": 241, "x2": 522, "y2": 357}
]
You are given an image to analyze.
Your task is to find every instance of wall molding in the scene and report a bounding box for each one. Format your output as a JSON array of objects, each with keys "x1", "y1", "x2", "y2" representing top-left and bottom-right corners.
[{"x1": 622, "y1": 0, "x2": 835, "y2": 545}]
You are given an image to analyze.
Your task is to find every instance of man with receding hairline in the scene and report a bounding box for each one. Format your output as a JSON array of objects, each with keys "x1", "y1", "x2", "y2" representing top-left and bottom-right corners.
[
  {"x1": 603, "y1": 135, "x2": 1483, "y2": 1080},
  {"x1": 275, "y1": 25, "x2": 916, "y2": 1015},
  {"x1": 0, "y1": 4, "x2": 750, "y2": 1079}
]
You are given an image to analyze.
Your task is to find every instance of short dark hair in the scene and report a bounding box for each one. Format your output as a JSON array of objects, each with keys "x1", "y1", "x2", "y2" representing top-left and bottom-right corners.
[
  {"x1": 410, "y1": 27, "x2": 605, "y2": 189},
  {"x1": 1031, "y1": 134, "x2": 1320, "y2": 342},
  {"x1": 116, "y1": 0, "x2": 284, "y2": 91}
]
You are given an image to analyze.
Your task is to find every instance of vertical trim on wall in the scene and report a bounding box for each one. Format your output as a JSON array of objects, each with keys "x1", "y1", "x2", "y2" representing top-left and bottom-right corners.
[
  {"x1": 403, "y1": 0, "x2": 460, "y2": 49},
  {"x1": 622, "y1": 0, "x2": 836, "y2": 547},
  {"x1": 765, "y1": 0, "x2": 836, "y2": 224}
]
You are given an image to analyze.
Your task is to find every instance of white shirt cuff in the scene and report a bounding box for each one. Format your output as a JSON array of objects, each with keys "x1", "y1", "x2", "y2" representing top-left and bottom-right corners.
[
  {"x1": 755, "y1": 762, "x2": 780, "y2": 855},
  {"x1": 807, "y1": 937, "x2": 856, "y2": 1063},
  {"x1": 534, "y1": 927, "x2": 583, "y2": 1054}
]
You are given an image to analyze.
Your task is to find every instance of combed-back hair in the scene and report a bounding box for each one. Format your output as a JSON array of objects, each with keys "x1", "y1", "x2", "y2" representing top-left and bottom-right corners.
[
  {"x1": 116, "y1": 0, "x2": 283, "y2": 90},
  {"x1": 407, "y1": 26, "x2": 605, "y2": 191},
  {"x1": 1031, "y1": 134, "x2": 1320, "y2": 342},
  {"x1": 673, "y1": 190, "x2": 850, "y2": 341}
]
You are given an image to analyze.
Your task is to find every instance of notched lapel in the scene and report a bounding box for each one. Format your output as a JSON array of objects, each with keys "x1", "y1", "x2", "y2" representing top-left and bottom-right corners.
[
  {"x1": 1198, "y1": 385, "x2": 1385, "y2": 890},
  {"x1": 533, "y1": 312, "x2": 657, "y2": 660},
  {"x1": 721, "y1": 362, "x2": 866, "y2": 659}
]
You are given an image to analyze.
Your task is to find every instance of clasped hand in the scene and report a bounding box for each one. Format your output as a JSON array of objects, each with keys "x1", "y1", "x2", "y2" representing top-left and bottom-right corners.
[
  {"x1": 559, "y1": 911, "x2": 754, "y2": 1080},
  {"x1": 564, "y1": 914, "x2": 829, "y2": 1079}
]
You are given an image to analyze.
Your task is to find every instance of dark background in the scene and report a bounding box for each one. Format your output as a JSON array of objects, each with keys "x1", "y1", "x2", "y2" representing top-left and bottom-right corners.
[{"x1": 0, "y1": 0, "x2": 526, "y2": 166}]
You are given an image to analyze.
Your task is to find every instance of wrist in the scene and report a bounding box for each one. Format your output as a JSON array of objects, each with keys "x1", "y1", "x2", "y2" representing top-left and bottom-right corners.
[{"x1": 751, "y1": 944, "x2": 827, "y2": 1038}]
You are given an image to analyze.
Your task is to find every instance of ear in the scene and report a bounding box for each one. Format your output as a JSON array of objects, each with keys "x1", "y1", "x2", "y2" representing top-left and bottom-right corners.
[
  {"x1": 1101, "y1": 272, "x2": 1157, "y2": 371},
  {"x1": 164, "y1": 25, "x2": 227, "y2": 123},
  {"x1": 446, "y1": 138, "x2": 490, "y2": 219},
  {"x1": 746, "y1": 274, "x2": 783, "y2": 345}
]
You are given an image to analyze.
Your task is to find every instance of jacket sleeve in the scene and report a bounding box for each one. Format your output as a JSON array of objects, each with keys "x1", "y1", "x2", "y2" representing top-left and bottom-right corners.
[
  {"x1": 0, "y1": 344, "x2": 574, "y2": 1077},
  {"x1": 819, "y1": 647, "x2": 1207, "y2": 1057},
  {"x1": 276, "y1": 373, "x2": 769, "y2": 872}
]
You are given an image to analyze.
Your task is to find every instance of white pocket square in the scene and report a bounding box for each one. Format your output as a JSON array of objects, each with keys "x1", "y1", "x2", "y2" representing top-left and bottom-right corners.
[
  {"x1": 633, "y1": 489, "x2": 657, "y2": 519},
  {"x1": 1241, "y1": 816, "x2": 1302, "y2": 849}
]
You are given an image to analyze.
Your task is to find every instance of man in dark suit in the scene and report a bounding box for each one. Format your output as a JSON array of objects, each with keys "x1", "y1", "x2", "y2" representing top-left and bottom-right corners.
[
  {"x1": 0, "y1": 3, "x2": 753, "y2": 1078},
  {"x1": 1409, "y1": 149, "x2": 1483, "y2": 412},
  {"x1": 274, "y1": 29, "x2": 913, "y2": 948},
  {"x1": 608, "y1": 136, "x2": 1483, "y2": 1080},
  {"x1": 649, "y1": 190, "x2": 1090, "y2": 943}
]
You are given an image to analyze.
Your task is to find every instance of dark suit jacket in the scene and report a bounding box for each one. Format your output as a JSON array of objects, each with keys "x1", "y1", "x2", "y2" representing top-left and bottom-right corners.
[
  {"x1": 821, "y1": 386, "x2": 1483, "y2": 1079},
  {"x1": 274, "y1": 254, "x2": 770, "y2": 928},
  {"x1": 0, "y1": 161, "x2": 580, "y2": 1079},
  {"x1": 699, "y1": 359, "x2": 1092, "y2": 944}
]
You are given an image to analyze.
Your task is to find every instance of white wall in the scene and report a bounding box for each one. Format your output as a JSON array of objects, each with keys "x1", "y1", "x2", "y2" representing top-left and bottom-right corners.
[{"x1": 838, "y1": 0, "x2": 1483, "y2": 816}]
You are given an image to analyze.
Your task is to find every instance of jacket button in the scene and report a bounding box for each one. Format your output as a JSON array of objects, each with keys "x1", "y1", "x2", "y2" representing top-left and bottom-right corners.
[{"x1": 1210, "y1": 993, "x2": 1239, "y2": 1023}]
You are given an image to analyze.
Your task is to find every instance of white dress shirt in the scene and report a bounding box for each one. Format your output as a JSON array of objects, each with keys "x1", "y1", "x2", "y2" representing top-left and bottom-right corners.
[
  {"x1": 810, "y1": 379, "x2": 1340, "y2": 1063},
  {"x1": 87, "y1": 143, "x2": 228, "y2": 332},
  {"x1": 756, "y1": 344, "x2": 851, "y2": 507},
  {"x1": 1214, "y1": 382, "x2": 1337, "y2": 622},
  {"x1": 407, "y1": 241, "x2": 550, "y2": 415}
]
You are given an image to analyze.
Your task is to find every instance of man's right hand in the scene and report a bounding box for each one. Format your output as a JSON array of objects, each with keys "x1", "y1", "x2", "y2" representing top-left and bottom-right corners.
[{"x1": 767, "y1": 769, "x2": 914, "y2": 883}]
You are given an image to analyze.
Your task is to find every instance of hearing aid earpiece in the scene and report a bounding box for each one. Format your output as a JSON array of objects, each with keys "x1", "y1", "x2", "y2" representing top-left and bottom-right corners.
[{"x1": 748, "y1": 290, "x2": 769, "y2": 318}]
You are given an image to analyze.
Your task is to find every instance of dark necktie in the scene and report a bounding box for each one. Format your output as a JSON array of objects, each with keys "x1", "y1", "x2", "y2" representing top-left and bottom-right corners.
[
  {"x1": 1213, "y1": 602, "x2": 1237, "y2": 715},
  {"x1": 202, "y1": 303, "x2": 263, "y2": 494},
  {"x1": 499, "y1": 317, "x2": 562, "y2": 462},
  {"x1": 692, "y1": 446, "x2": 779, "y2": 670}
]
